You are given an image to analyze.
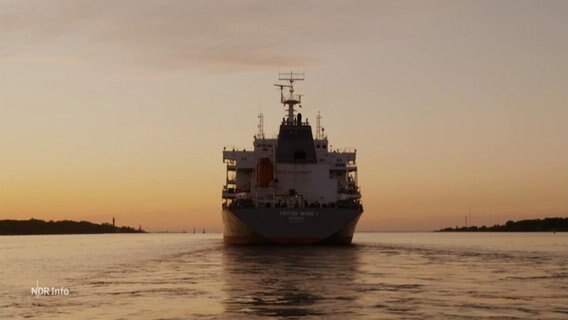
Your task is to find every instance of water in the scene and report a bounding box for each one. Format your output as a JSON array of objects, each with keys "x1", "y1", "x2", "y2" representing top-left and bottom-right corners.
[{"x1": 1, "y1": 233, "x2": 567, "y2": 319}]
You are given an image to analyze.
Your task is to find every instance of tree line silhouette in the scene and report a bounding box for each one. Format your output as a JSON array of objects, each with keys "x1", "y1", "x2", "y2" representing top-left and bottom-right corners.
[
  {"x1": 440, "y1": 217, "x2": 567, "y2": 232},
  {"x1": 0, "y1": 219, "x2": 145, "y2": 235}
]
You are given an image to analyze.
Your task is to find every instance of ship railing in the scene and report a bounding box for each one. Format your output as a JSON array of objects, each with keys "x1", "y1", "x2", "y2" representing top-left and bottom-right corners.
[
  {"x1": 330, "y1": 147, "x2": 357, "y2": 154},
  {"x1": 223, "y1": 146, "x2": 250, "y2": 157},
  {"x1": 338, "y1": 185, "x2": 360, "y2": 195},
  {"x1": 228, "y1": 198, "x2": 255, "y2": 208},
  {"x1": 336, "y1": 199, "x2": 363, "y2": 209},
  {"x1": 223, "y1": 148, "x2": 254, "y2": 163},
  {"x1": 330, "y1": 161, "x2": 356, "y2": 169},
  {"x1": 255, "y1": 134, "x2": 279, "y2": 140},
  {"x1": 283, "y1": 93, "x2": 302, "y2": 103},
  {"x1": 227, "y1": 198, "x2": 362, "y2": 210},
  {"x1": 222, "y1": 186, "x2": 250, "y2": 193},
  {"x1": 223, "y1": 146, "x2": 248, "y2": 151},
  {"x1": 346, "y1": 162, "x2": 357, "y2": 171},
  {"x1": 223, "y1": 187, "x2": 235, "y2": 193}
]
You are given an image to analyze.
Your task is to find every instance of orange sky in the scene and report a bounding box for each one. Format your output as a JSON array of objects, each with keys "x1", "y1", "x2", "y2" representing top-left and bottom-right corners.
[{"x1": 1, "y1": 1, "x2": 567, "y2": 231}]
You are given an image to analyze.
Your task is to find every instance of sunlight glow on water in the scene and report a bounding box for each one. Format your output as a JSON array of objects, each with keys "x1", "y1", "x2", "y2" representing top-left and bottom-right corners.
[{"x1": 1, "y1": 233, "x2": 567, "y2": 319}]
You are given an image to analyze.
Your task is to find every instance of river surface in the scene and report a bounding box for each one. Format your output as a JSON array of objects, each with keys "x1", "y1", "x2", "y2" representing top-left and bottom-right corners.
[{"x1": 1, "y1": 233, "x2": 567, "y2": 319}]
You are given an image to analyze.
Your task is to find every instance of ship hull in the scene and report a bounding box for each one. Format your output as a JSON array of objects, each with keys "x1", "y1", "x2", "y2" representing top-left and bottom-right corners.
[{"x1": 222, "y1": 207, "x2": 363, "y2": 245}]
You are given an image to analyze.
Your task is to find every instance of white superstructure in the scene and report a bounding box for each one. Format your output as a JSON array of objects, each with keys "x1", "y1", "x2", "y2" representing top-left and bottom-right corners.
[{"x1": 222, "y1": 72, "x2": 361, "y2": 210}]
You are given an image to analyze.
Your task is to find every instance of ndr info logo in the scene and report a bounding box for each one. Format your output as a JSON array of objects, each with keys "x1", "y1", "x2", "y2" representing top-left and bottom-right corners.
[{"x1": 31, "y1": 281, "x2": 70, "y2": 297}]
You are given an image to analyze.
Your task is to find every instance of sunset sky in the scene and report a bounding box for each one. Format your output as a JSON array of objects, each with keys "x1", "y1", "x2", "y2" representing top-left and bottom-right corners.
[{"x1": 1, "y1": 0, "x2": 567, "y2": 231}]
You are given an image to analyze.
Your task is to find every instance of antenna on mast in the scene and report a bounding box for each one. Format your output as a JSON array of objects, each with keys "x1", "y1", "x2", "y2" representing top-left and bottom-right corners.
[
  {"x1": 274, "y1": 71, "x2": 305, "y2": 125},
  {"x1": 257, "y1": 113, "x2": 264, "y2": 139},
  {"x1": 316, "y1": 111, "x2": 321, "y2": 139}
]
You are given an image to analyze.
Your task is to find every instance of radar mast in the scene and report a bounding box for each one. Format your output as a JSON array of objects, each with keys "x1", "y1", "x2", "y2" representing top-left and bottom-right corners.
[{"x1": 274, "y1": 72, "x2": 305, "y2": 124}]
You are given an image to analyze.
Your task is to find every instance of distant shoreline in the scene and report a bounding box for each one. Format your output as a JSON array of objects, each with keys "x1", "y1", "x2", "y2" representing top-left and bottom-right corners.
[
  {"x1": 0, "y1": 219, "x2": 145, "y2": 235},
  {"x1": 439, "y1": 217, "x2": 567, "y2": 232}
]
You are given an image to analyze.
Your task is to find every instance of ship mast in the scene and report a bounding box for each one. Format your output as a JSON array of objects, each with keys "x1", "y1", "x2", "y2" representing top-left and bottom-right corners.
[
  {"x1": 257, "y1": 112, "x2": 265, "y2": 139},
  {"x1": 274, "y1": 72, "x2": 305, "y2": 124},
  {"x1": 316, "y1": 111, "x2": 321, "y2": 139}
]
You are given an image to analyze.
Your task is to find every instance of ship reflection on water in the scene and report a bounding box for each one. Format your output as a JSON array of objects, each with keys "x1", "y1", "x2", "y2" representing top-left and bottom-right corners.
[
  {"x1": 222, "y1": 245, "x2": 363, "y2": 318},
  {"x1": 2, "y1": 234, "x2": 567, "y2": 319}
]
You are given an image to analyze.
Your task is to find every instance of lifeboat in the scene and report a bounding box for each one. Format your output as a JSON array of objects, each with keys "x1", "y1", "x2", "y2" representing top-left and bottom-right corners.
[{"x1": 256, "y1": 158, "x2": 273, "y2": 187}]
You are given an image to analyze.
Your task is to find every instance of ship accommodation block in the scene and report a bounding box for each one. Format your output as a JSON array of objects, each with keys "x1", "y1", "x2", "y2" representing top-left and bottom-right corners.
[{"x1": 222, "y1": 122, "x2": 360, "y2": 208}]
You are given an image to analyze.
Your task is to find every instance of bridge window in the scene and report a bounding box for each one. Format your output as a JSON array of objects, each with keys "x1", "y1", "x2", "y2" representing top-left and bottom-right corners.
[{"x1": 294, "y1": 151, "x2": 306, "y2": 160}]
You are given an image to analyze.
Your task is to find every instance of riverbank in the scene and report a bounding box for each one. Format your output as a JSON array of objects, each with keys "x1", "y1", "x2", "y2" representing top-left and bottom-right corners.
[
  {"x1": 0, "y1": 219, "x2": 145, "y2": 235},
  {"x1": 439, "y1": 217, "x2": 567, "y2": 232}
]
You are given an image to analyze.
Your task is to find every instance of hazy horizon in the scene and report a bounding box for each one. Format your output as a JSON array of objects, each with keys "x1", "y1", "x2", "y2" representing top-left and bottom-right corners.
[{"x1": 1, "y1": 0, "x2": 567, "y2": 232}]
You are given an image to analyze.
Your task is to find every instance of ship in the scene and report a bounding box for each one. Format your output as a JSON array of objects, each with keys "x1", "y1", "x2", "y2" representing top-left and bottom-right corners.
[{"x1": 222, "y1": 72, "x2": 363, "y2": 244}]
